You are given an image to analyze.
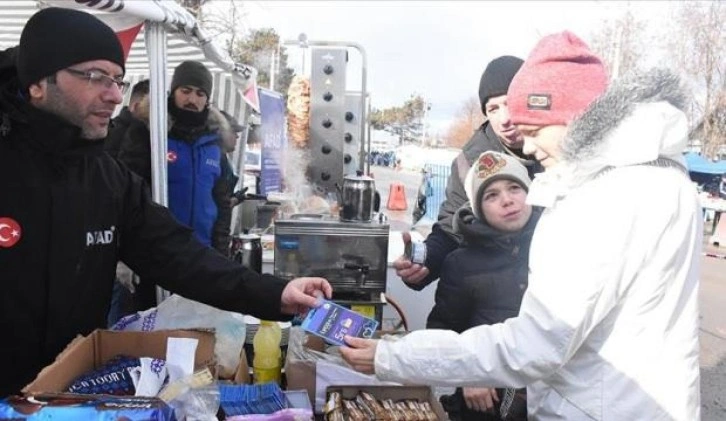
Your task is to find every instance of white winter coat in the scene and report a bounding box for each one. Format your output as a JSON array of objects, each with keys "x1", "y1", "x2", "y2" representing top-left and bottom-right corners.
[{"x1": 374, "y1": 70, "x2": 702, "y2": 420}]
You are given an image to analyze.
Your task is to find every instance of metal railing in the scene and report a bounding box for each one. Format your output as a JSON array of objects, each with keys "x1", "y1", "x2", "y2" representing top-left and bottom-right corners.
[{"x1": 421, "y1": 163, "x2": 451, "y2": 221}]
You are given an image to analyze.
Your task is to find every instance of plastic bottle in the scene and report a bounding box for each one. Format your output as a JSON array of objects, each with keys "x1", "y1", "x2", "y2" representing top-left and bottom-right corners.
[{"x1": 252, "y1": 320, "x2": 282, "y2": 384}]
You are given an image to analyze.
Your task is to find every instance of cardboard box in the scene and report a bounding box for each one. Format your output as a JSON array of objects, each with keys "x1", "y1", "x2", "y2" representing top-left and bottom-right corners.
[
  {"x1": 325, "y1": 385, "x2": 447, "y2": 420},
  {"x1": 24, "y1": 329, "x2": 216, "y2": 394}
]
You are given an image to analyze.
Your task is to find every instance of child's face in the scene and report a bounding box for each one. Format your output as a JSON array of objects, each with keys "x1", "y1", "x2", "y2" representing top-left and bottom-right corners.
[
  {"x1": 480, "y1": 179, "x2": 532, "y2": 233},
  {"x1": 518, "y1": 124, "x2": 568, "y2": 169}
]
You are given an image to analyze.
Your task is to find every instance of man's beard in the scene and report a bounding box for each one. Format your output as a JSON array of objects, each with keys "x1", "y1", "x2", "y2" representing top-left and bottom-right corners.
[
  {"x1": 42, "y1": 83, "x2": 110, "y2": 140},
  {"x1": 168, "y1": 97, "x2": 208, "y2": 127}
]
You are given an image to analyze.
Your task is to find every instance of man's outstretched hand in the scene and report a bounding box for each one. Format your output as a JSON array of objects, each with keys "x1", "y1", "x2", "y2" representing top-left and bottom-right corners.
[{"x1": 280, "y1": 277, "x2": 333, "y2": 315}]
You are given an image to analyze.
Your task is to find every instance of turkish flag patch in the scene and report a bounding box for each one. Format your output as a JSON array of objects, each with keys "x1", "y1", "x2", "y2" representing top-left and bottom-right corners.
[{"x1": 0, "y1": 217, "x2": 22, "y2": 248}]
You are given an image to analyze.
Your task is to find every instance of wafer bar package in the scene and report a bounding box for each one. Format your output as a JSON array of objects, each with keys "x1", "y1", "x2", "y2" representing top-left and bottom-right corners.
[{"x1": 327, "y1": 391, "x2": 439, "y2": 421}]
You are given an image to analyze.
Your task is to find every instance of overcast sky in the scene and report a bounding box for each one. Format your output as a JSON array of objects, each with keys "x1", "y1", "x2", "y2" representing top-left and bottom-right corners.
[{"x1": 233, "y1": 1, "x2": 675, "y2": 133}]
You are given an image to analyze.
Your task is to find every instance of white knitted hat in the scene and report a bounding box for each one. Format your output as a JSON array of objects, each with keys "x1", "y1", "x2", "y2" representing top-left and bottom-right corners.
[{"x1": 464, "y1": 151, "x2": 531, "y2": 220}]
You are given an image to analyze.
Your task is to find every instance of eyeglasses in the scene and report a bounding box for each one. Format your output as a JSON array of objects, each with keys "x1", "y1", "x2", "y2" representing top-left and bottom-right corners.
[{"x1": 63, "y1": 68, "x2": 130, "y2": 94}]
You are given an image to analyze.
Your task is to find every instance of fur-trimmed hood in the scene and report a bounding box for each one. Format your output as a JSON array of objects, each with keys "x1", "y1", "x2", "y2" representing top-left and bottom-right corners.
[{"x1": 528, "y1": 69, "x2": 691, "y2": 207}]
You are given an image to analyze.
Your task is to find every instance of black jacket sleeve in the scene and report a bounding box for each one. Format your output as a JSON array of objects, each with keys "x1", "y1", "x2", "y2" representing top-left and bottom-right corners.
[
  {"x1": 211, "y1": 154, "x2": 232, "y2": 255},
  {"x1": 425, "y1": 253, "x2": 471, "y2": 332},
  {"x1": 117, "y1": 121, "x2": 152, "y2": 185},
  {"x1": 402, "y1": 150, "x2": 468, "y2": 292},
  {"x1": 401, "y1": 223, "x2": 459, "y2": 291},
  {"x1": 118, "y1": 169, "x2": 290, "y2": 321}
]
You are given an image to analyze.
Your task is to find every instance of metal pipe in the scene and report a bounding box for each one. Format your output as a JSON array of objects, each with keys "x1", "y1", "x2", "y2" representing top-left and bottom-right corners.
[
  {"x1": 283, "y1": 39, "x2": 368, "y2": 173},
  {"x1": 366, "y1": 93, "x2": 372, "y2": 175},
  {"x1": 230, "y1": 106, "x2": 250, "y2": 236},
  {"x1": 146, "y1": 22, "x2": 171, "y2": 304}
]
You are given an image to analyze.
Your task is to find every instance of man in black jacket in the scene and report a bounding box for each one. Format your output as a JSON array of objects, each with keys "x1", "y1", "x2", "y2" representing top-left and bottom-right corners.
[
  {"x1": 396, "y1": 56, "x2": 544, "y2": 290},
  {"x1": 0, "y1": 7, "x2": 331, "y2": 397},
  {"x1": 105, "y1": 79, "x2": 149, "y2": 158}
]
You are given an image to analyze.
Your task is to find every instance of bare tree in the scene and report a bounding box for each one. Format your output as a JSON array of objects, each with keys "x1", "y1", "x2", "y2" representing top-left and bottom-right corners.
[
  {"x1": 195, "y1": 0, "x2": 248, "y2": 57},
  {"x1": 443, "y1": 97, "x2": 485, "y2": 148},
  {"x1": 177, "y1": 0, "x2": 210, "y2": 19},
  {"x1": 667, "y1": 1, "x2": 725, "y2": 158},
  {"x1": 589, "y1": 5, "x2": 647, "y2": 80}
]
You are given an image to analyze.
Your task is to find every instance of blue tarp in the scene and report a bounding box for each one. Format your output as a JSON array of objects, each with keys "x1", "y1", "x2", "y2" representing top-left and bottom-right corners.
[{"x1": 684, "y1": 152, "x2": 726, "y2": 175}]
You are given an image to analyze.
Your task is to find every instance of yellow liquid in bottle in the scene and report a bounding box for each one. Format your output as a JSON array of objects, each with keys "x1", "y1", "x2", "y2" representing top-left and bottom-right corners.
[{"x1": 252, "y1": 320, "x2": 282, "y2": 384}]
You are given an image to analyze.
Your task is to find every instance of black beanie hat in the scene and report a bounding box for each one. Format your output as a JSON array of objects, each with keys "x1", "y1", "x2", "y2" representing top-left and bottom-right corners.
[
  {"x1": 17, "y1": 7, "x2": 125, "y2": 89},
  {"x1": 170, "y1": 61, "x2": 213, "y2": 96},
  {"x1": 478, "y1": 55, "x2": 524, "y2": 113}
]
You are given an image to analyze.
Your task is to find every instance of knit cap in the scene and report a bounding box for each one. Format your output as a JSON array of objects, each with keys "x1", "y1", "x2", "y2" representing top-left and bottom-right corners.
[
  {"x1": 507, "y1": 31, "x2": 608, "y2": 126},
  {"x1": 170, "y1": 61, "x2": 213, "y2": 96},
  {"x1": 464, "y1": 151, "x2": 531, "y2": 221},
  {"x1": 478, "y1": 55, "x2": 524, "y2": 113},
  {"x1": 17, "y1": 7, "x2": 125, "y2": 89}
]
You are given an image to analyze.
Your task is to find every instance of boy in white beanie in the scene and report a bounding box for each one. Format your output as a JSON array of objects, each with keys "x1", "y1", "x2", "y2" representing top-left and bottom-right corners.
[{"x1": 430, "y1": 151, "x2": 539, "y2": 421}]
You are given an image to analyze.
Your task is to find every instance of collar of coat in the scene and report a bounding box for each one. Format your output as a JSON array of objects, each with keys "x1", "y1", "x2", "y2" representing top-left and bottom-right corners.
[
  {"x1": 0, "y1": 84, "x2": 100, "y2": 158},
  {"x1": 527, "y1": 69, "x2": 690, "y2": 208},
  {"x1": 453, "y1": 205, "x2": 542, "y2": 250}
]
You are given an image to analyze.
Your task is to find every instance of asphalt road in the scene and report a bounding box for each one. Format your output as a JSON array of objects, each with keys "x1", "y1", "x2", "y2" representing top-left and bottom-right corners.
[{"x1": 372, "y1": 165, "x2": 726, "y2": 420}]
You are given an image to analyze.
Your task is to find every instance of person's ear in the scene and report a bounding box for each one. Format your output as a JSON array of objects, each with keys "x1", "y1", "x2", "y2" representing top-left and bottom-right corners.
[{"x1": 27, "y1": 80, "x2": 46, "y2": 101}]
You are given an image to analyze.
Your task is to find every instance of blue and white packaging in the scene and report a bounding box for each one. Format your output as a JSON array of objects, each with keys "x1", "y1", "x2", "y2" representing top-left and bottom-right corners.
[{"x1": 301, "y1": 299, "x2": 378, "y2": 346}]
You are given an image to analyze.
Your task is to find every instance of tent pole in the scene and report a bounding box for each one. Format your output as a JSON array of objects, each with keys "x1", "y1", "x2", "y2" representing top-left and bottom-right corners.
[{"x1": 146, "y1": 21, "x2": 171, "y2": 304}]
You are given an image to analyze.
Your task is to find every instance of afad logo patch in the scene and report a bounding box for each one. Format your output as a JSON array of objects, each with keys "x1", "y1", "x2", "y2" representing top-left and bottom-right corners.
[
  {"x1": 87, "y1": 226, "x2": 115, "y2": 247},
  {"x1": 0, "y1": 217, "x2": 21, "y2": 248},
  {"x1": 167, "y1": 151, "x2": 178, "y2": 163}
]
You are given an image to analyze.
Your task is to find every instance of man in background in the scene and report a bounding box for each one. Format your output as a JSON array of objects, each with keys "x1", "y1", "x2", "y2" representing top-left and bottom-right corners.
[
  {"x1": 396, "y1": 56, "x2": 543, "y2": 290},
  {"x1": 105, "y1": 79, "x2": 149, "y2": 158}
]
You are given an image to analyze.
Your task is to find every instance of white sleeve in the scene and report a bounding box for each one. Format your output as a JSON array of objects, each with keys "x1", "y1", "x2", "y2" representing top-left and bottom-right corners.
[{"x1": 374, "y1": 173, "x2": 652, "y2": 387}]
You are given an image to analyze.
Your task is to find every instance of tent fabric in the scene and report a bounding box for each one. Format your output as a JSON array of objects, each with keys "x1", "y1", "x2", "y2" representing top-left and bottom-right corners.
[
  {"x1": 684, "y1": 152, "x2": 726, "y2": 175},
  {"x1": 0, "y1": 0, "x2": 259, "y2": 112}
]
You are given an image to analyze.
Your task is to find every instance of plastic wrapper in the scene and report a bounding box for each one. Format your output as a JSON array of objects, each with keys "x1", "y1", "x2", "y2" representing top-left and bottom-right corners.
[
  {"x1": 219, "y1": 383, "x2": 287, "y2": 417},
  {"x1": 0, "y1": 395, "x2": 175, "y2": 420},
  {"x1": 113, "y1": 294, "x2": 246, "y2": 378},
  {"x1": 167, "y1": 384, "x2": 220, "y2": 421},
  {"x1": 226, "y1": 408, "x2": 314, "y2": 421}
]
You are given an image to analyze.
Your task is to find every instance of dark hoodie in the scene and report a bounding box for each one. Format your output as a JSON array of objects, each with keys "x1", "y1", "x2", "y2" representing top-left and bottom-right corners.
[
  {"x1": 0, "y1": 47, "x2": 289, "y2": 397},
  {"x1": 427, "y1": 205, "x2": 542, "y2": 331},
  {"x1": 408, "y1": 79, "x2": 544, "y2": 292},
  {"x1": 428, "y1": 205, "x2": 540, "y2": 421},
  {"x1": 408, "y1": 121, "x2": 543, "y2": 291}
]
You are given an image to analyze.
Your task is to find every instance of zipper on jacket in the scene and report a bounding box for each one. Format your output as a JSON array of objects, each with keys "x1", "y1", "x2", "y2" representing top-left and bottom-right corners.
[{"x1": 190, "y1": 143, "x2": 196, "y2": 226}]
